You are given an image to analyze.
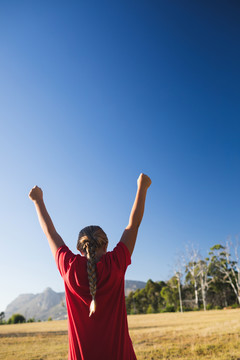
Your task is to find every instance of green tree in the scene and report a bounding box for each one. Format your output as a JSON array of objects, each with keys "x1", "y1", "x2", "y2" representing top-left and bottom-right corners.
[
  {"x1": 146, "y1": 305, "x2": 153, "y2": 314},
  {"x1": 209, "y1": 244, "x2": 240, "y2": 305},
  {"x1": 161, "y1": 276, "x2": 179, "y2": 311},
  {"x1": 133, "y1": 288, "x2": 148, "y2": 313},
  {"x1": 8, "y1": 313, "x2": 26, "y2": 324},
  {"x1": 0, "y1": 312, "x2": 5, "y2": 324},
  {"x1": 145, "y1": 279, "x2": 162, "y2": 313},
  {"x1": 27, "y1": 318, "x2": 35, "y2": 323},
  {"x1": 125, "y1": 280, "x2": 166, "y2": 314},
  {"x1": 125, "y1": 292, "x2": 134, "y2": 314}
]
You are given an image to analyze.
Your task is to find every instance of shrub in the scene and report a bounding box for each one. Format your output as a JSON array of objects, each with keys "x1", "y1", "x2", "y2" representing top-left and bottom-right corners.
[
  {"x1": 163, "y1": 305, "x2": 175, "y2": 313},
  {"x1": 231, "y1": 303, "x2": 240, "y2": 309},
  {"x1": 8, "y1": 314, "x2": 26, "y2": 324},
  {"x1": 27, "y1": 318, "x2": 35, "y2": 323},
  {"x1": 146, "y1": 305, "x2": 153, "y2": 314},
  {"x1": 0, "y1": 312, "x2": 5, "y2": 323},
  {"x1": 183, "y1": 307, "x2": 193, "y2": 312}
]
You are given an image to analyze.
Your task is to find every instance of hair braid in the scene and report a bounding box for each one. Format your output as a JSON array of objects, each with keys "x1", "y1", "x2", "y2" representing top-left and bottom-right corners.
[
  {"x1": 77, "y1": 225, "x2": 108, "y2": 317},
  {"x1": 86, "y1": 242, "x2": 97, "y2": 316}
]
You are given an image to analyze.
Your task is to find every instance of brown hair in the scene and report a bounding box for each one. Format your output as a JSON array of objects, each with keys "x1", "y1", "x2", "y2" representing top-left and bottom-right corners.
[{"x1": 76, "y1": 225, "x2": 108, "y2": 316}]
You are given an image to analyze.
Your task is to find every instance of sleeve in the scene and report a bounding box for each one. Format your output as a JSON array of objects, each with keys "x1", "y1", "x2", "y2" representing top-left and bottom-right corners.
[
  {"x1": 111, "y1": 242, "x2": 131, "y2": 274},
  {"x1": 55, "y1": 245, "x2": 76, "y2": 278}
]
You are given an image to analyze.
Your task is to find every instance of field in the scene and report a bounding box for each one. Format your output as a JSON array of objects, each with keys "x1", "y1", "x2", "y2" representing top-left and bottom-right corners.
[{"x1": 1, "y1": 310, "x2": 240, "y2": 359}]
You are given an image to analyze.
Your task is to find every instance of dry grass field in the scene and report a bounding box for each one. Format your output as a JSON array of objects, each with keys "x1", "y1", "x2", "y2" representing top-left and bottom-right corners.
[{"x1": 1, "y1": 309, "x2": 240, "y2": 359}]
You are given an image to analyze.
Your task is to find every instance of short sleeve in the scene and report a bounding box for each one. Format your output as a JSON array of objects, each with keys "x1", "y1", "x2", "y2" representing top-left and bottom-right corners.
[
  {"x1": 55, "y1": 245, "x2": 76, "y2": 278},
  {"x1": 111, "y1": 242, "x2": 131, "y2": 274}
]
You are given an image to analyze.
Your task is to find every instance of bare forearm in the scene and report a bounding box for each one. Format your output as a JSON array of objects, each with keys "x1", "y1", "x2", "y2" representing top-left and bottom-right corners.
[
  {"x1": 33, "y1": 199, "x2": 65, "y2": 256},
  {"x1": 128, "y1": 185, "x2": 148, "y2": 229},
  {"x1": 29, "y1": 185, "x2": 65, "y2": 257},
  {"x1": 33, "y1": 199, "x2": 57, "y2": 237},
  {"x1": 120, "y1": 174, "x2": 151, "y2": 255}
]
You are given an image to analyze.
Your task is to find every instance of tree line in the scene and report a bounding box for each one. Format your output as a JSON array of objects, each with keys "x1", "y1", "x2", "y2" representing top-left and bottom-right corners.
[
  {"x1": 125, "y1": 238, "x2": 240, "y2": 314},
  {"x1": 0, "y1": 312, "x2": 52, "y2": 325},
  {"x1": 0, "y1": 313, "x2": 31, "y2": 324},
  {"x1": 1, "y1": 238, "x2": 240, "y2": 321}
]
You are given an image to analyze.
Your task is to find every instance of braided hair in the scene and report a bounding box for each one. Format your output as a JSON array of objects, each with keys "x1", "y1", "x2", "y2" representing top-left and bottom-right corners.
[{"x1": 77, "y1": 225, "x2": 108, "y2": 317}]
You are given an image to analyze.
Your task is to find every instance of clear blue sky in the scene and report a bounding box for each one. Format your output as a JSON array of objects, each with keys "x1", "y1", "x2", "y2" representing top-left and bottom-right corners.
[{"x1": 0, "y1": 0, "x2": 240, "y2": 311}]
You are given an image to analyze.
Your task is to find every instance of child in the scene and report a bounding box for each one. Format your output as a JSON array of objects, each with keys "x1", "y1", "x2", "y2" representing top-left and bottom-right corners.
[{"x1": 29, "y1": 173, "x2": 151, "y2": 360}]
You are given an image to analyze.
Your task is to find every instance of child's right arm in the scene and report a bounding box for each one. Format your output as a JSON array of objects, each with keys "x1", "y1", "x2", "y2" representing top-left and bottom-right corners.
[
  {"x1": 29, "y1": 186, "x2": 65, "y2": 258},
  {"x1": 120, "y1": 173, "x2": 151, "y2": 256}
]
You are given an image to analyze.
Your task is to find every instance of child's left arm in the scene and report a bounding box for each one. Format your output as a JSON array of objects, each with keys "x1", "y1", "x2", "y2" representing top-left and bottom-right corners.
[{"x1": 29, "y1": 186, "x2": 65, "y2": 258}]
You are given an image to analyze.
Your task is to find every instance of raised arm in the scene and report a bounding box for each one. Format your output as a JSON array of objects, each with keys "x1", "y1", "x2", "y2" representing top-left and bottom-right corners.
[
  {"x1": 120, "y1": 173, "x2": 151, "y2": 256},
  {"x1": 29, "y1": 186, "x2": 65, "y2": 258}
]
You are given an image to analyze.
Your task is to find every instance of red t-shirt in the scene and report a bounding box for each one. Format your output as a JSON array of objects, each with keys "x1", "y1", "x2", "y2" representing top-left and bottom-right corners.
[{"x1": 55, "y1": 241, "x2": 137, "y2": 360}]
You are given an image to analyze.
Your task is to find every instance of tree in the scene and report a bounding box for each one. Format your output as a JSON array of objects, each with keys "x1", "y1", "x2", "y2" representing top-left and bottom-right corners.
[
  {"x1": 125, "y1": 280, "x2": 166, "y2": 314},
  {"x1": 27, "y1": 318, "x2": 35, "y2": 323},
  {"x1": 0, "y1": 312, "x2": 5, "y2": 324},
  {"x1": 173, "y1": 254, "x2": 185, "y2": 312},
  {"x1": 161, "y1": 276, "x2": 179, "y2": 311},
  {"x1": 146, "y1": 305, "x2": 153, "y2": 314},
  {"x1": 8, "y1": 313, "x2": 26, "y2": 324},
  {"x1": 207, "y1": 244, "x2": 235, "y2": 307},
  {"x1": 184, "y1": 244, "x2": 201, "y2": 308},
  {"x1": 209, "y1": 242, "x2": 240, "y2": 305},
  {"x1": 145, "y1": 280, "x2": 163, "y2": 313},
  {"x1": 197, "y1": 258, "x2": 210, "y2": 311},
  {"x1": 175, "y1": 271, "x2": 183, "y2": 312},
  {"x1": 125, "y1": 292, "x2": 134, "y2": 314}
]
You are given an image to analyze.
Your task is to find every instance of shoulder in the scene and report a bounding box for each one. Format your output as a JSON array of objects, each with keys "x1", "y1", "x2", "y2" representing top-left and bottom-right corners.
[
  {"x1": 55, "y1": 245, "x2": 83, "y2": 277},
  {"x1": 105, "y1": 242, "x2": 131, "y2": 274}
]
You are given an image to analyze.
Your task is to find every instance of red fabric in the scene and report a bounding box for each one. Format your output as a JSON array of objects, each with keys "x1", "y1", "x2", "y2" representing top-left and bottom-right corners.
[{"x1": 55, "y1": 242, "x2": 137, "y2": 360}]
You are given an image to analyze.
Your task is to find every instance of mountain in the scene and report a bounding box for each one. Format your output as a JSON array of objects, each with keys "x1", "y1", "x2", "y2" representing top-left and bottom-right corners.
[
  {"x1": 124, "y1": 280, "x2": 146, "y2": 296},
  {"x1": 5, "y1": 288, "x2": 66, "y2": 321},
  {"x1": 5, "y1": 281, "x2": 146, "y2": 321}
]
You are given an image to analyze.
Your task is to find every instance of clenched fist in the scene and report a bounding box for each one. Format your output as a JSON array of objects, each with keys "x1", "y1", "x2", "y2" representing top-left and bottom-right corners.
[
  {"x1": 29, "y1": 186, "x2": 43, "y2": 202},
  {"x1": 137, "y1": 173, "x2": 152, "y2": 189}
]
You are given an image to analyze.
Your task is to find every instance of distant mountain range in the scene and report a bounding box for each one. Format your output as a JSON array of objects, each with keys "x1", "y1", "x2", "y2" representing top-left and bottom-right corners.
[{"x1": 5, "y1": 280, "x2": 146, "y2": 321}]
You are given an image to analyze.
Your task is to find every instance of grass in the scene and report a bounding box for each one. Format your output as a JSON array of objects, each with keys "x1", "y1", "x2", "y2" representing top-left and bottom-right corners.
[
  {"x1": 1, "y1": 310, "x2": 240, "y2": 359},
  {"x1": 128, "y1": 310, "x2": 240, "y2": 359}
]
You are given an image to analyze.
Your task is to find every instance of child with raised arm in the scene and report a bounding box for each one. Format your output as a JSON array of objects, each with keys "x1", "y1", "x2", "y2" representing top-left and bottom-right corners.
[{"x1": 29, "y1": 173, "x2": 151, "y2": 360}]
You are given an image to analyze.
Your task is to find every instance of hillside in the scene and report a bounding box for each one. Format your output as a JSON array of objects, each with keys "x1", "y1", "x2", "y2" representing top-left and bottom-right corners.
[{"x1": 5, "y1": 280, "x2": 146, "y2": 321}]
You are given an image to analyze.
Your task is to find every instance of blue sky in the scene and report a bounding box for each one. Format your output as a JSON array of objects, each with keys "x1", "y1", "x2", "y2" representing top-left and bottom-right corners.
[{"x1": 0, "y1": 1, "x2": 240, "y2": 311}]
